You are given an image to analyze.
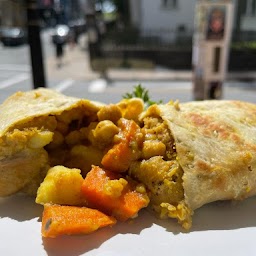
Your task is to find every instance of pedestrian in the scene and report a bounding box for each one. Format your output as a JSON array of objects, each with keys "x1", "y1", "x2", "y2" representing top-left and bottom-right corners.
[
  {"x1": 55, "y1": 40, "x2": 64, "y2": 68},
  {"x1": 52, "y1": 25, "x2": 69, "y2": 68}
]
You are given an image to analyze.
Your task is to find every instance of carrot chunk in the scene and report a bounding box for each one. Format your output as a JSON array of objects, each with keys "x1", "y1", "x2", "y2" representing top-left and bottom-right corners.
[
  {"x1": 101, "y1": 118, "x2": 142, "y2": 172},
  {"x1": 81, "y1": 166, "x2": 149, "y2": 221},
  {"x1": 41, "y1": 204, "x2": 116, "y2": 238},
  {"x1": 101, "y1": 141, "x2": 132, "y2": 172}
]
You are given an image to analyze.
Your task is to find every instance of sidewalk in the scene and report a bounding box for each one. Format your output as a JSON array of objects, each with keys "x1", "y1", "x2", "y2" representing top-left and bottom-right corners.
[
  {"x1": 45, "y1": 35, "x2": 256, "y2": 84},
  {"x1": 45, "y1": 38, "x2": 100, "y2": 81}
]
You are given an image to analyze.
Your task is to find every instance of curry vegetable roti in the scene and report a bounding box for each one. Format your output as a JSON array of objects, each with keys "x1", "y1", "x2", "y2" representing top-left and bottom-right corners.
[
  {"x1": 0, "y1": 88, "x2": 103, "y2": 197},
  {"x1": 0, "y1": 88, "x2": 256, "y2": 237}
]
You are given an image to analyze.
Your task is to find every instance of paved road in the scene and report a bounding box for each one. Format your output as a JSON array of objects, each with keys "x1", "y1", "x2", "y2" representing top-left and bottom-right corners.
[
  {"x1": 0, "y1": 71, "x2": 256, "y2": 105},
  {"x1": 0, "y1": 34, "x2": 192, "y2": 104},
  {"x1": 0, "y1": 30, "x2": 256, "y2": 105}
]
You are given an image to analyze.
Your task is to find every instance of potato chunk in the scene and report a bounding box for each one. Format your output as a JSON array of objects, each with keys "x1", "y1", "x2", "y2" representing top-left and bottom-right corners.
[
  {"x1": 36, "y1": 166, "x2": 85, "y2": 206},
  {"x1": 117, "y1": 98, "x2": 144, "y2": 121},
  {"x1": 28, "y1": 131, "x2": 53, "y2": 149}
]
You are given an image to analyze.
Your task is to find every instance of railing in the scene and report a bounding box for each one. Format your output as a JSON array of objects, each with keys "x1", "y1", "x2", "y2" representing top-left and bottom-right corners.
[
  {"x1": 90, "y1": 26, "x2": 193, "y2": 71},
  {"x1": 90, "y1": 25, "x2": 256, "y2": 72}
]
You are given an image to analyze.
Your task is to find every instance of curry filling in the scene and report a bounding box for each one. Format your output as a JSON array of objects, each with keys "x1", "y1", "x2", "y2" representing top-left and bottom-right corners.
[
  {"x1": 129, "y1": 115, "x2": 192, "y2": 229},
  {"x1": 3, "y1": 99, "x2": 191, "y2": 228}
]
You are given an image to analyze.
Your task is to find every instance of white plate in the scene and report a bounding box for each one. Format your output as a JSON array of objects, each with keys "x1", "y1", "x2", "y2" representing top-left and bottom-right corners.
[{"x1": 1, "y1": 194, "x2": 256, "y2": 256}]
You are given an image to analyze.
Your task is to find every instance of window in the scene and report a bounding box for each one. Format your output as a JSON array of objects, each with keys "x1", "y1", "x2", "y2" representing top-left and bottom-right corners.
[
  {"x1": 245, "y1": 0, "x2": 256, "y2": 16},
  {"x1": 162, "y1": 0, "x2": 178, "y2": 9}
]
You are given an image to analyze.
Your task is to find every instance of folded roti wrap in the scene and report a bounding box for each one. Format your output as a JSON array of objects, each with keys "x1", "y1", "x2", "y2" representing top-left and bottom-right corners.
[
  {"x1": 131, "y1": 100, "x2": 256, "y2": 228},
  {"x1": 1, "y1": 88, "x2": 256, "y2": 230},
  {"x1": 0, "y1": 88, "x2": 103, "y2": 197}
]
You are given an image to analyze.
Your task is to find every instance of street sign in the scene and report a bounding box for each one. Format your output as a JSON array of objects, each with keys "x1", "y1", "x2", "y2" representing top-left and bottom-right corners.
[{"x1": 192, "y1": 0, "x2": 233, "y2": 100}]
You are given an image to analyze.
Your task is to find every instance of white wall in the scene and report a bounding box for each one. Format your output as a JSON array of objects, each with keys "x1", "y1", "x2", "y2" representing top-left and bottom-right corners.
[
  {"x1": 139, "y1": 0, "x2": 196, "y2": 31},
  {"x1": 129, "y1": 0, "x2": 142, "y2": 27}
]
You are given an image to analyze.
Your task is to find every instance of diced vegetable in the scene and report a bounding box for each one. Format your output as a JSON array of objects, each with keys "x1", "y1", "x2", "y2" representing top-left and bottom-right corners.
[
  {"x1": 101, "y1": 141, "x2": 133, "y2": 172},
  {"x1": 97, "y1": 104, "x2": 122, "y2": 123},
  {"x1": 36, "y1": 166, "x2": 85, "y2": 206},
  {"x1": 101, "y1": 118, "x2": 143, "y2": 172},
  {"x1": 90, "y1": 120, "x2": 119, "y2": 149},
  {"x1": 117, "y1": 98, "x2": 144, "y2": 121},
  {"x1": 81, "y1": 166, "x2": 149, "y2": 221},
  {"x1": 28, "y1": 131, "x2": 53, "y2": 149},
  {"x1": 42, "y1": 204, "x2": 116, "y2": 238},
  {"x1": 65, "y1": 145, "x2": 104, "y2": 175}
]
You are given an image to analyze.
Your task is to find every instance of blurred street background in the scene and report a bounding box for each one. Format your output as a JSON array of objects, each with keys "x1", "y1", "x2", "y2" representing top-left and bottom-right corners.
[{"x1": 0, "y1": 0, "x2": 256, "y2": 104}]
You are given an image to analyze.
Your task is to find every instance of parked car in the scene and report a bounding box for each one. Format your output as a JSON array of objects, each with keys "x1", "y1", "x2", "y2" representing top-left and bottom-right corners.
[{"x1": 0, "y1": 27, "x2": 27, "y2": 46}]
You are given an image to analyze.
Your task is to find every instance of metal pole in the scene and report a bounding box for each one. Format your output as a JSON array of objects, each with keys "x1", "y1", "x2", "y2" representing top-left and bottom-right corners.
[{"x1": 26, "y1": 0, "x2": 47, "y2": 88}]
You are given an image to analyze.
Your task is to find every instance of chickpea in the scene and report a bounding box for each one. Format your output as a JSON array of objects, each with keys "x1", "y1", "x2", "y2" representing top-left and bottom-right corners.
[
  {"x1": 85, "y1": 122, "x2": 98, "y2": 143},
  {"x1": 45, "y1": 116, "x2": 58, "y2": 131},
  {"x1": 142, "y1": 140, "x2": 166, "y2": 159},
  {"x1": 97, "y1": 104, "x2": 122, "y2": 123},
  {"x1": 57, "y1": 108, "x2": 83, "y2": 124},
  {"x1": 68, "y1": 145, "x2": 103, "y2": 175},
  {"x1": 56, "y1": 121, "x2": 69, "y2": 135},
  {"x1": 90, "y1": 120, "x2": 119, "y2": 148},
  {"x1": 47, "y1": 131, "x2": 64, "y2": 149},
  {"x1": 65, "y1": 130, "x2": 81, "y2": 146},
  {"x1": 79, "y1": 127, "x2": 90, "y2": 141},
  {"x1": 56, "y1": 111, "x2": 72, "y2": 124}
]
